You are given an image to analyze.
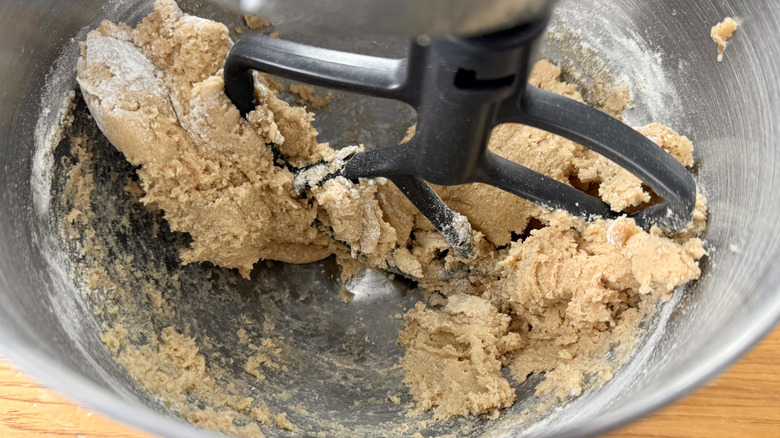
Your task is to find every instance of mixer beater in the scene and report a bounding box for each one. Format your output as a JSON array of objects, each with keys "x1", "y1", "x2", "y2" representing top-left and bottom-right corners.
[{"x1": 224, "y1": 14, "x2": 696, "y2": 256}]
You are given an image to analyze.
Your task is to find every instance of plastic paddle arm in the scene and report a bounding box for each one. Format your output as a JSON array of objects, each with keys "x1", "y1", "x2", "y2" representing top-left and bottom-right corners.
[
  {"x1": 493, "y1": 85, "x2": 697, "y2": 230},
  {"x1": 224, "y1": 35, "x2": 417, "y2": 116}
]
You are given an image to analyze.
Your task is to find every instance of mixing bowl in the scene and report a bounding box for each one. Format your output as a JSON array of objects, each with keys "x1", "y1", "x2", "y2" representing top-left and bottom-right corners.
[{"x1": 1, "y1": 0, "x2": 779, "y2": 437}]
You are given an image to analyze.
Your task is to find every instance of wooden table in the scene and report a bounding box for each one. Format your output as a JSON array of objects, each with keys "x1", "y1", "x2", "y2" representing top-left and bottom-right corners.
[{"x1": 2, "y1": 327, "x2": 779, "y2": 438}]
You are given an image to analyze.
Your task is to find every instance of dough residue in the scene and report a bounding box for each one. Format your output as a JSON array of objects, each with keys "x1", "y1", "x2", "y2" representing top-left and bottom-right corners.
[
  {"x1": 244, "y1": 15, "x2": 271, "y2": 30},
  {"x1": 288, "y1": 83, "x2": 334, "y2": 109},
  {"x1": 70, "y1": 0, "x2": 708, "y2": 434},
  {"x1": 711, "y1": 17, "x2": 739, "y2": 60}
]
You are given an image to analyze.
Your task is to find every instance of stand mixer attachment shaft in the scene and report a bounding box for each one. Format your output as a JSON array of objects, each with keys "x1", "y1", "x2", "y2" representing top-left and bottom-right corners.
[{"x1": 224, "y1": 18, "x2": 696, "y2": 257}]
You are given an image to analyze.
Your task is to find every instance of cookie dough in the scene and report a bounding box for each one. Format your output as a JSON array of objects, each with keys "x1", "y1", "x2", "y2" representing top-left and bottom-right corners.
[
  {"x1": 711, "y1": 17, "x2": 739, "y2": 60},
  {"x1": 76, "y1": 0, "x2": 707, "y2": 428}
]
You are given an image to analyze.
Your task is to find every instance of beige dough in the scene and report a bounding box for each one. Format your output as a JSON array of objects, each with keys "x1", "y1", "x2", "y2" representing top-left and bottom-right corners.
[
  {"x1": 711, "y1": 17, "x2": 739, "y2": 57},
  {"x1": 76, "y1": 0, "x2": 707, "y2": 428},
  {"x1": 244, "y1": 15, "x2": 271, "y2": 30},
  {"x1": 288, "y1": 83, "x2": 334, "y2": 109}
]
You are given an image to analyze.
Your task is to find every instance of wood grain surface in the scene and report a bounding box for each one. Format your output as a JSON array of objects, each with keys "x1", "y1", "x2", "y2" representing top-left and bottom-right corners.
[{"x1": 1, "y1": 326, "x2": 779, "y2": 438}]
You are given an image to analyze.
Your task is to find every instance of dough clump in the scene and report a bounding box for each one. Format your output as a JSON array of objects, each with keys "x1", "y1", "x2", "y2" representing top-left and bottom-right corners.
[
  {"x1": 77, "y1": 0, "x2": 707, "y2": 425},
  {"x1": 711, "y1": 17, "x2": 739, "y2": 58}
]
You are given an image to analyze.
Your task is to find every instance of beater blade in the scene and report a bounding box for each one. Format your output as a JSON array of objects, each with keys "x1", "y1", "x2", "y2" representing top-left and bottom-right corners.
[{"x1": 224, "y1": 18, "x2": 696, "y2": 256}]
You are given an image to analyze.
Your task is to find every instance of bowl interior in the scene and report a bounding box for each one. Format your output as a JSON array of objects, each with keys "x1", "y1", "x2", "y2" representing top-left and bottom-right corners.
[{"x1": 0, "y1": 0, "x2": 779, "y2": 437}]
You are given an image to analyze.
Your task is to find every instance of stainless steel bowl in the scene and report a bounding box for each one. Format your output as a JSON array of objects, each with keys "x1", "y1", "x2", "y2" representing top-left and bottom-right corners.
[
  {"x1": 210, "y1": 0, "x2": 552, "y2": 36},
  {"x1": 1, "y1": 0, "x2": 779, "y2": 437}
]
